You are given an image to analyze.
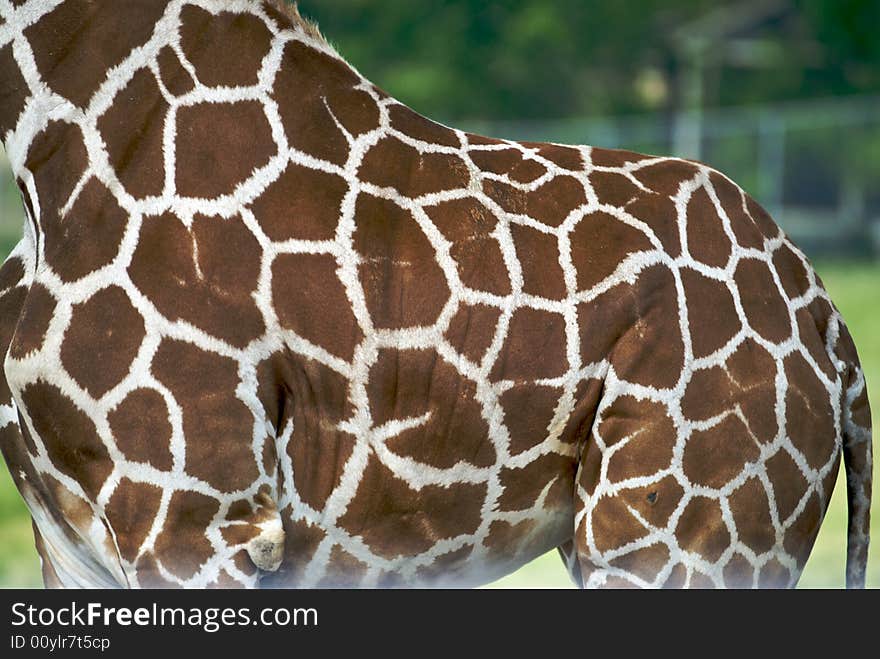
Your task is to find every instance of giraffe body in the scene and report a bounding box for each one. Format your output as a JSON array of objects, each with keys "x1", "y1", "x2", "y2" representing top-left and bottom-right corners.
[{"x1": 0, "y1": 0, "x2": 871, "y2": 588}]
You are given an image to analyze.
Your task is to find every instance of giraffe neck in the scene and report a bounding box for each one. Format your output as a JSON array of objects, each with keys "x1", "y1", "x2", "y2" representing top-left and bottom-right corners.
[
  {"x1": 1, "y1": 0, "x2": 365, "y2": 249},
  {"x1": 0, "y1": 1, "x2": 341, "y2": 166}
]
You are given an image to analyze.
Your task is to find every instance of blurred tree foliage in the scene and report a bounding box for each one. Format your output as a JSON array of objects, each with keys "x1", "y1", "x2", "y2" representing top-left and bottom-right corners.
[{"x1": 297, "y1": 0, "x2": 880, "y2": 123}]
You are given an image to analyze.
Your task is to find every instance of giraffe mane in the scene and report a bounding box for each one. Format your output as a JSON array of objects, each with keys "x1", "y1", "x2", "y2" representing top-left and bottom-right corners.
[{"x1": 265, "y1": 0, "x2": 327, "y2": 44}]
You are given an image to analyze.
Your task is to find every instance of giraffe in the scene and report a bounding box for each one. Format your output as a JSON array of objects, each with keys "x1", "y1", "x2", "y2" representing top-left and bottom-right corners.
[{"x1": 0, "y1": 0, "x2": 872, "y2": 589}]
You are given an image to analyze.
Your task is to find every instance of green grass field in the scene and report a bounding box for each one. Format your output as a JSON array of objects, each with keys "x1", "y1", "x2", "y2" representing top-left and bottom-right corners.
[{"x1": 0, "y1": 254, "x2": 876, "y2": 587}]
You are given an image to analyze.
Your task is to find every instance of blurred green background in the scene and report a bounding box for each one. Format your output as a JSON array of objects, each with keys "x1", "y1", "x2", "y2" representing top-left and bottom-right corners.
[{"x1": 0, "y1": 0, "x2": 877, "y2": 587}]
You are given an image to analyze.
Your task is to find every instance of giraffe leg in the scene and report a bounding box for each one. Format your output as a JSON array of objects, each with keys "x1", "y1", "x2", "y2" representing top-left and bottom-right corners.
[
  {"x1": 32, "y1": 521, "x2": 64, "y2": 588},
  {"x1": 90, "y1": 374, "x2": 285, "y2": 589},
  {"x1": 573, "y1": 390, "x2": 697, "y2": 588},
  {"x1": 556, "y1": 540, "x2": 583, "y2": 588},
  {"x1": 0, "y1": 244, "x2": 122, "y2": 587},
  {"x1": 5, "y1": 275, "x2": 285, "y2": 588},
  {"x1": 0, "y1": 247, "x2": 65, "y2": 588},
  {"x1": 572, "y1": 335, "x2": 842, "y2": 589},
  {"x1": 13, "y1": 373, "x2": 286, "y2": 589},
  {"x1": 0, "y1": 250, "x2": 69, "y2": 590}
]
